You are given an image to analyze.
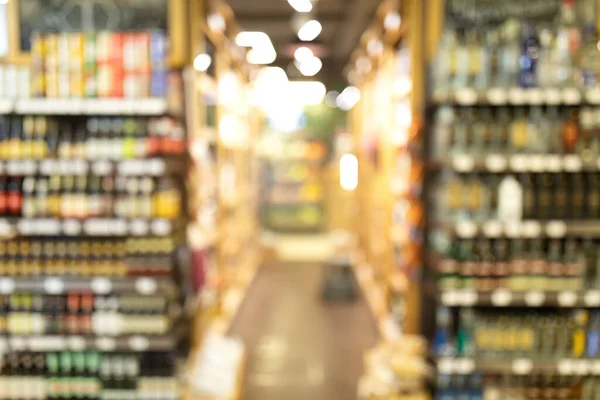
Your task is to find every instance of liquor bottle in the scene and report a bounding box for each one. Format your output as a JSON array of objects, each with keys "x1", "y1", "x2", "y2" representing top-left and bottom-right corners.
[
  {"x1": 86, "y1": 117, "x2": 100, "y2": 160},
  {"x1": 466, "y1": 30, "x2": 483, "y2": 89},
  {"x1": 528, "y1": 107, "x2": 545, "y2": 153},
  {"x1": 72, "y1": 123, "x2": 87, "y2": 159},
  {"x1": 579, "y1": 24, "x2": 600, "y2": 87},
  {"x1": 555, "y1": 0, "x2": 581, "y2": 87},
  {"x1": 587, "y1": 312, "x2": 600, "y2": 358},
  {"x1": 433, "y1": 307, "x2": 454, "y2": 357},
  {"x1": 450, "y1": 108, "x2": 468, "y2": 153},
  {"x1": 548, "y1": 240, "x2": 564, "y2": 291},
  {"x1": 434, "y1": 29, "x2": 455, "y2": 91},
  {"x1": 500, "y1": 19, "x2": 521, "y2": 87},
  {"x1": 153, "y1": 178, "x2": 181, "y2": 219},
  {"x1": 520, "y1": 174, "x2": 535, "y2": 219},
  {"x1": 497, "y1": 175, "x2": 523, "y2": 222},
  {"x1": 573, "y1": 310, "x2": 588, "y2": 358},
  {"x1": 456, "y1": 308, "x2": 474, "y2": 357},
  {"x1": 46, "y1": 117, "x2": 60, "y2": 157},
  {"x1": 510, "y1": 108, "x2": 528, "y2": 152},
  {"x1": 8, "y1": 117, "x2": 23, "y2": 160},
  {"x1": 110, "y1": 118, "x2": 124, "y2": 160},
  {"x1": 562, "y1": 109, "x2": 579, "y2": 152},
  {"x1": 537, "y1": 174, "x2": 554, "y2": 220},
  {"x1": 453, "y1": 29, "x2": 469, "y2": 89},
  {"x1": 571, "y1": 173, "x2": 585, "y2": 219},
  {"x1": 0, "y1": 117, "x2": 8, "y2": 160},
  {"x1": 587, "y1": 174, "x2": 600, "y2": 219},
  {"x1": 22, "y1": 115, "x2": 35, "y2": 159},
  {"x1": 7, "y1": 179, "x2": 22, "y2": 216},
  {"x1": 471, "y1": 108, "x2": 487, "y2": 151},
  {"x1": 579, "y1": 108, "x2": 595, "y2": 161},
  {"x1": 58, "y1": 122, "x2": 74, "y2": 159},
  {"x1": 518, "y1": 22, "x2": 540, "y2": 88},
  {"x1": 0, "y1": 178, "x2": 7, "y2": 216},
  {"x1": 21, "y1": 176, "x2": 36, "y2": 218},
  {"x1": 537, "y1": 28, "x2": 556, "y2": 88},
  {"x1": 554, "y1": 173, "x2": 569, "y2": 219}
]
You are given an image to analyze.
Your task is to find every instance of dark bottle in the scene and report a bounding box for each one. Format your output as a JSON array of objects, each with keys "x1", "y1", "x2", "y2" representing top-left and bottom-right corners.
[
  {"x1": 571, "y1": 173, "x2": 585, "y2": 219},
  {"x1": 58, "y1": 122, "x2": 74, "y2": 159},
  {"x1": 554, "y1": 174, "x2": 569, "y2": 219},
  {"x1": 8, "y1": 116, "x2": 23, "y2": 161},
  {"x1": 587, "y1": 173, "x2": 600, "y2": 219},
  {"x1": 518, "y1": 22, "x2": 540, "y2": 88},
  {"x1": 562, "y1": 109, "x2": 579, "y2": 153},
  {"x1": 0, "y1": 117, "x2": 9, "y2": 160},
  {"x1": 536, "y1": 174, "x2": 554, "y2": 220},
  {"x1": 46, "y1": 118, "x2": 60, "y2": 157},
  {"x1": 520, "y1": 174, "x2": 535, "y2": 219}
]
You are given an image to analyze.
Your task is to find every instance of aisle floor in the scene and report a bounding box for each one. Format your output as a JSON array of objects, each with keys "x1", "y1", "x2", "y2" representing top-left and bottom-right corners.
[{"x1": 229, "y1": 263, "x2": 378, "y2": 400}]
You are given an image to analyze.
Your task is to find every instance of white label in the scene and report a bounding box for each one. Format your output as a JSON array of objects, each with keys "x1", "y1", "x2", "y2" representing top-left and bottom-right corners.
[
  {"x1": 482, "y1": 221, "x2": 503, "y2": 237},
  {"x1": 456, "y1": 221, "x2": 477, "y2": 238},
  {"x1": 91, "y1": 278, "x2": 112, "y2": 295},
  {"x1": 441, "y1": 291, "x2": 458, "y2": 306},
  {"x1": 0, "y1": 219, "x2": 11, "y2": 236},
  {"x1": 151, "y1": 219, "x2": 172, "y2": 236},
  {"x1": 504, "y1": 221, "x2": 522, "y2": 238},
  {"x1": 562, "y1": 88, "x2": 582, "y2": 104},
  {"x1": 508, "y1": 87, "x2": 526, "y2": 104},
  {"x1": 558, "y1": 359, "x2": 575, "y2": 375},
  {"x1": 491, "y1": 289, "x2": 512, "y2": 306},
  {"x1": 527, "y1": 88, "x2": 543, "y2": 105},
  {"x1": 586, "y1": 87, "x2": 600, "y2": 104},
  {"x1": 484, "y1": 155, "x2": 507, "y2": 172},
  {"x1": 0, "y1": 278, "x2": 15, "y2": 294},
  {"x1": 528, "y1": 155, "x2": 545, "y2": 172},
  {"x1": 486, "y1": 88, "x2": 507, "y2": 104},
  {"x1": 455, "y1": 88, "x2": 478, "y2": 105},
  {"x1": 546, "y1": 221, "x2": 567, "y2": 238},
  {"x1": 96, "y1": 337, "x2": 117, "y2": 351},
  {"x1": 558, "y1": 291, "x2": 577, "y2": 307},
  {"x1": 521, "y1": 221, "x2": 542, "y2": 238},
  {"x1": 545, "y1": 155, "x2": 563, "y2": 172},
  {"x1": 129, "y1": 336, "x2": 150, "y2": 351},
  {"x1": 458, "y1": 289, "x2": 478, "y2": 306},
  {"x1": 136, "y1": 278, "x2": 157, "y2": 295},
  {"x1": 438, "y1": 358, "x2": 454, "y2": 374},
  {"x1": 512, "y1": 358, "x2": 533, "y2": 375},
  {"x1": 452, "y1": 155, "x2": 475, "y2": 172},
  {"x1": 575, "y1": 360, "x2": 590, "y2": 375},
  {"x1": 92, "y1": 160, "x2": 113, "y2": 175},
  {"x1": 130, "y1": 219, "x2": 150, "y2": 236},
  {"x1": 62, "y1": 220, "x2": 81, "y2": 236},
  {"x1": 40, "y1": 159, "x2": 55, "y2": 175},
  {"x1": 9, "y1": 337, "x2": 27, "y2": 351},
  {"x1": 585, "y1": 290, "x2": 600, "y2": 306},
  {"x1": 524, "y1": 290, "x2": 545, "y2": 306},
  {"x1": 509, "y1": 155, "x2": 528, "y2": 171},
  {"x1": 545, "y1": 88, "x2": 562, "y2": 105},
  {"x1": 67, "y1": 336, "x2": 87, "y2": 351},
  {"x1": 563, "y1": 155, "x2": 583, "y2": 172},
  {"x1": 149, "y1": 159, "x2": 166, "y2": 175},
  {"x1": 592, "y1": 360, "x2": 600, "y2": 375},
  {"x1": 455, "y1": 358, "x2": 475, "y2": 374},
  {"x1": 44, "y1": 277, "x2": 64, "y2": 294}
]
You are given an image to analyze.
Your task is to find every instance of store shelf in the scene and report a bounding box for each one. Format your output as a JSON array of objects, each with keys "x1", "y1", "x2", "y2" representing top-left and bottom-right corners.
[
  {"x1": 0, "y1": 218, "x2": 176, "y2": 237},
  {"x1": 0, "y1": 335, "x2": 176, "y2": 353},
  {"x1": 0, "y1": 158, "x2": 185, "y2": 176},
  {"x1": 437, "y1": 356, "x2": 600, "y2": 376},
  {"x1": 432, "y1": 153, "x2": 597, "y2": 173},
  {"x1": 431, "y1": 86, "x2": 600, "y2": 106},
  {"x1": 0, "y1": 276, "x2": 175, "y2": 295},
  {"x1": 438, "y1": 288, "x2": 600, "y2": 308},
  {"x1": 4, "y1": 98, "x2": 169, "y2": 115},
  {"x1": 430, "y1": 220, "x2": 600, "y2": 238}
]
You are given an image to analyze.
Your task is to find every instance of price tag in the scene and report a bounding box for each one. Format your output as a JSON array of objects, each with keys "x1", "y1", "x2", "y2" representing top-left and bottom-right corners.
[
  {"x1": 563, "y1": 155, "x2": 583, "y2": 172},
  {"x1": 452, "y1": 155, "x2": 475, "y2": 172},
  {"x1": 484, "y1": 155, "x2": 507, "y2": 172},
  {"x1": 546, "y1": 221, "x2": 567, "y2": 238},
  {"x1": 151, "y1": 219, "x2": 172, "y2": 236},
  {"x1": 91, "y1": 278, "x2": 112, "y2": 295},
  {"x1": 545, "y1": 155, "x2": 563, "y2": 172},
  {"x1": 512, "y1": 358, "x2": 533, "y2": 375},
  {"x1": 92, "y1": 160, "x2": 113, "y2": 176},
  {"x1": 0, "y1": 219, "x2": 11, "y2": 236},
  {"x1": 521, "y1": 221, "x2": 542, "y2": 238},
  {"x1": 44, "y1": 278, "x2": 64, "y2": 294},
  {"x1": 482, "y1": 221, "x2": 503, "y2": 237},
  {"x1": 73, "y1": 160, "x2": 89, "y2": 175},
  {"x1": 509, "y1": 155, "x2": 528, "y2": 171},
  {"x1": 67, "y1": 336, "x2": 87, "y2": 351},
  {"x1": 135, "y1": 278, "x2": 157, "y2": 295},
  {"x1": 0, "y1": 98, "x2": 13, "y2": 113},
  {"x1": 558, "y1": 359, "x2": 575, "y2": 375},
  {"x1": 491, "y1": 289, "x2": 512, "y2": 306},
  {"x1": 508, "y1": 87, "x2": 526, "y2": 104},
  {"x1": 9, "y1": 337, "x2": 27, "y2": 351},
  {"x1": 119, "y1": 160, "x2": 144, "y2": 175},
  {"x1": 40, "y1": 159, "x2": 56, "y2": 175},
  {"x1": 437, "y1": 358, "x2": 454, "y2": 374},
  {"x1": 62, "y1": 220, "x2": 81, "y2": 236},
  {"x1": 504, "y1": 222, "x2": 522, "y2": 238},
  {"x1": 455, "y1": 358, "x2": 475, "y2": 374},
  {"x1": 455, "y1": 88, "x2": 478, "y2": 105},
  {"x1": 558, "y1": 291, "x2": 578, "y2": 307},
  {"x1": 592, "y1": 360, "x2": 600, "y2": 375},
  {"x1": 149, "y1": 159, "x2": 166, "y2": 175},
  {"x1": 486, "y1": 88, "x2": 507, "y2": 104},
  {"x1": 130, "y1": 219, "x2": 150, "y2": 236},
  {"x1": 527, "y1": 88, "x2": 543, "y2": 105},
  {"x1": 544, "y1": 88, "x2": 562, "y2": 105},
  {"x1": 529, "y1": 155, "x2": 545, "y2": 172},
  {"x1": 458, "y1": 290, "x2": 478, "y2": 306},
  {"x1": 585, "y1": 290, "x2": 600, "y2": 306},
  {"x1": 456, "y1": 221, "x2": 477, "y2": 238},
  {"x1": 96, "y1": 337, "x2": 117, "y2": 351},
  {"x1": 586, "y1": 87, "x2": 600, "y2": 104},
  {"x1": 129, "y1": 336, "x2": 150, "y2": 351},
  {"x1": 0, "y1": 278, "x2": 15, "y2": 294},
  {"x1": 574, "y1": 360, "x2": 590, "y2": 375},
  {"x1": 524, "y1": 290, "x2": 545, "y2": 306},
  {"x1": 441, "y1": 291, "x2": 458, "y2": 306},
  {"x1": 562, "y1": 88, "x2": 582, "y2": 104}
]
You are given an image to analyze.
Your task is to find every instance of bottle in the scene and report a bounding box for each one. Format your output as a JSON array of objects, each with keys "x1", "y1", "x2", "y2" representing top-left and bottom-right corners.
[
  {"x1": 47, "y1": 175, "x2": 61, "y2": 217},
  {"x1": 86, "y1": 117, "x2": 100, "y2": 160},
  {"x1": 548, "y1": 240, "x2": 564, "y2": 291},
  {"x1": 433, "y1": 307, "x2": 454, "y2": 357},
  {"x1": 456, "y1": 309, "x2": 475, "y2": 357},
  {"x1": 58, "y1": 122, "x2": 74, "y2": 159},
  {"x1": 573, "y1": 310, "x2": 588, "y2": 358},
  {"x1": 537, "y1": 28, "x2": 555, "y2": 88},
  {"x1": 500, "y1": 19, "x2": 521, "y2": 86},
  {"x1": 60, "y1": 176, "x2": 75, "y2": 218},
  {"x1": 571, "y1": 174, "x2": 585, "y2": 219},
  {"x1": 579, "y1": 24, "x2": 600, "y2": 87},
  {"x1": 153, "y1": 178, "x2": 181, "y2": 219},
  {"x1": 537, "y1": 174, "x2": 554, "y2": 220},
  {"x1": 510, "y1": 108, "x2": 528, "y2": 152},
  {"x1": 8, "y1": 117, "x2": 23, "y2": 160},
  {"x1": 497, "y1": 175, "x2": 523, "y2": 222},
  {"x1": 33, "y1": 116, "x2": 48, "y2": 160},
  {"x1": 0, "y1": 178, "x2": 7, "y2": 216},
  {"x1": 555, "y1": 0, "x2": 581, "y2": 87},
  {"x1": 466, "y1": 30, "x2": 483, "y2": 88},
  {"x1": 518, "y1": 22, "x2": 540, "y2": 88},
  {"x1": 0, "y1": 117, "x2": 9, "y2": 160},
  {"x1": 587, "y1": 173, "x2": 600, "y2": 219},
  {"x1": 554, "y1": 174, "x2": 569, "y2": 219},
  {"x1": 434, "y1": 29, "x2": 455, "y2": 92},
  {"x1": 579, "y1": 108, "x2": 595, "y2": 161},
  {"x1": 22, "y1": 115, "x2": 35, "y2": 159},
  {"x1": 453, "y1": 29, "x2": 469, "y2": 89},
  {"x1": 7, "y1": 179, "x2": 22, "y2": 216},
  {"x1": 21, "y1": 176, "x2": 36, "y2": 218},
  {"x1": 520, "y1": 174, "x2": 535, "y2": 219},
  {"x1": 587, "y1": 312, "x2": 600, "y2": 358}
]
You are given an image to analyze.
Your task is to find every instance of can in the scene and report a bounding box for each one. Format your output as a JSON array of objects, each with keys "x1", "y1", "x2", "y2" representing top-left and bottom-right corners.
[
  {"x1": 96, "y1": 31, "x2": 111, "y2": 65},
  {"x1": 109, "y1": 33, "x2": 124, "y2": 97},
  {"x1": 135, "y1": 32, "x2": 150, "y2": 71},
  {"x1": 84, "y1": 33, "x2": 97, "y2": 97},
  {"x1": 151, "y1": 69, "x2": 167, "y2": 97},
  {"x1": 123, "y1": 33, "x2": 137, "y2": 72},
  {"x1": 30, "y1": 32, "x2": 45, "y2": 97},
  {"x1": 150, "y1": 31, "x2": 167, "y2": 69}
]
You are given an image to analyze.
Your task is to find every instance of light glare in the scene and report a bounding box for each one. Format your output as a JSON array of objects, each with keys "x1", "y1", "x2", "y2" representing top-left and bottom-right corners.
[
  {"x1": 384, "y1": 11, "x2": 402, "y2": 31},
  {"x1": 193, "y1": 54, "x2": 212, "y2": 72},
  {"x1": 287, "y1": 0, "x2": 312, "y2": 12},
  {"x1": 295, "y1": 56, "x2": 322, "y2": 77},
  {"x1": 294, "y1": 47, "x2": 314, "y2": 62},
  {"x1": 340, "y1": 154, "x2": 358, "y2": 191},
  {"x1": 337, "y1": 86, "x2": 361, "y2": 110},
  {"x1": 298, "y1": 20, "x2": 322, "y2": 41}
]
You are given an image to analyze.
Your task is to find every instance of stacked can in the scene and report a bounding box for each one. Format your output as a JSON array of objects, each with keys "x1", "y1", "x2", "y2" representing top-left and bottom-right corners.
[
  {"x1": 150, "y1": 31, "x2": 168, "y2": 97},
  {"x1": 84, "y1": 33, "x2": 97, "y2": 97},
  {"x1": 57, "y1": 33, "x2": 70, "y2": 97},
  {"x1": 68, "y1": 34, "x2": 84, "y2": 98},
  {"x1": 44, "y1": 35, "x2": 59, "y2": 98},
  {"x1": 123, "y1": 33, "x2": 150, "y2": 98},
  {"x1": 31, "y1": 32, "x2": 45, "y2": 97},
  {"x1": 96, "y1": 32, "x2": 112, "y2": 98}
]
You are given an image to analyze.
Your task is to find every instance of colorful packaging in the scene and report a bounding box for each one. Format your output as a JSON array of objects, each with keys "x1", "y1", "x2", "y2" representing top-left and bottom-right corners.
[
  {"x1": 96, "y1": 32, "x2": 111, "y2": 98},
  {"x1": 69, "y1": 34, "x2": 84, "y2": 97},
  {"x1": 151, "y1": 69, "x2": 167, "y2": 97},
  {"x1": 150, "y1": 31, "x2": 167, "y2": 69},
  {"x1": 109, "y1": 33, "x2": 124, "y2": 97},
  {"x1": 84, "y1": 33, "x2": 97, "y2": 97},
  {"x1": 30, "y1": 32, "x2": 45, "y2": 97},
  {"x1": 57, "y1": 34, "x2": 71, "y2": 97},
  {"x1": 5, "y1": 66, "x2": 18, "y2": 98},
  {"x1": 44, "y1": 35, "x2": 59, "y2": 97}
]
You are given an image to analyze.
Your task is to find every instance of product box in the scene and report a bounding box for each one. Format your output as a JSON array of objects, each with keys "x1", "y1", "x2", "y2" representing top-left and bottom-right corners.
[
  {"x1": 84, "y1": 33, "x2": 97, "y2": 97},
  {"x1": 30, "y1": 32, "x2": 45, "y2": 97},
  {"x1": 57, "y1": 34, "x2": 70, "y2": 97},
  {"x1": 109, "y1": 33, "x2": 124, "y2": 97},
  {"x1": 150, "y1": 31, "x2": 167, "y2": 69},
  {"x1": 69, "y1": 34, "x2": 84, "y2": 97},
  {"x1": 151, "y1": 69, "x2": 167, "y2": 97}
]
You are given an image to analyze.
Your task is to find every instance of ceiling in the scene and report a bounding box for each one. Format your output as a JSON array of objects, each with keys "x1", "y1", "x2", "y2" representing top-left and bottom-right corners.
[{"x1": 227, "y1": 0, "x2": 381, "y2": 84}]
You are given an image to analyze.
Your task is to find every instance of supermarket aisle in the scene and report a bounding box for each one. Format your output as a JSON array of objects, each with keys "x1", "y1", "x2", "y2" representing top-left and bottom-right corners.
[{"x1": 228, "y1": 263, "x2": 378, "y2": 400}]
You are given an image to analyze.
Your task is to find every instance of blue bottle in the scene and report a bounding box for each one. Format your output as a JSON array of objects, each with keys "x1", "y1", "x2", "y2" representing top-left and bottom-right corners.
[
  {"x1": 587, "y1": 311, "x2": 600, "y2": 358},
  {"x1": 433, "y1": 307, "x2": 455, "y2": 357},
  {"x1": 519, "y1": 22, "x2": 540, "y2": 88}
]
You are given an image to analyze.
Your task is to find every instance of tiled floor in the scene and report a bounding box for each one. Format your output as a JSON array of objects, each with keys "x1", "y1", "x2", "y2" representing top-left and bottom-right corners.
[{"x1": 228, "y1": 263, "x2": 378, "y2": 400}]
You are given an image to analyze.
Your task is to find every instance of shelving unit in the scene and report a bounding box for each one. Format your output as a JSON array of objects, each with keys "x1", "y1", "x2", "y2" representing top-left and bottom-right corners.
[{"x1": 424, "y1": 0, "x2": 600, "y2": 396}]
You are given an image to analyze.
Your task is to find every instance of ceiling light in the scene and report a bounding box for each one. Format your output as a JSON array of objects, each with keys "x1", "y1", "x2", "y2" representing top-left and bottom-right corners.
[
  {"x1": 207, "y1": 12, "x2": 226, "y2": 33},
  {"x1": 287, "y1": 0, "x2": 312, "y2": 12},
  {"x1": 294, "y1": 47, "x2": 314, "y2": 62},
  {"x1": 384, "y1": 10, "x2": 402, "y2": 31},
  {"x1": 325, "y1": 91, "x2": 339, "y2": 108},
  {"x1": 236, "y1": 31, "x2": 277, "y2": 65},
  {"x1": 295, "y1": 56, "x2": 322, "y2": 77},
  {"x1": 340, "y1": 154, "x2": 358, "y2": 191},
  {"x1": 337, "y1": 86, "x2": 361, "y2": 110},
  {"x1": 298, "y1": 20, "x2": 322, "y2": 41},
  {"x1": 247, "y1": 48, "x2": 277, "y2": 64},
  {"x1": 367, "y1": 39, "x2": 384, "y2": 56},
  {"x1": 193, "y1": 54, "x2": 212, "y2": 72},
  {"x1": 288, "y1": 81, "x2": 326, "y2": 105}
]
